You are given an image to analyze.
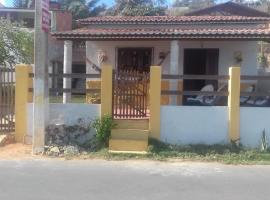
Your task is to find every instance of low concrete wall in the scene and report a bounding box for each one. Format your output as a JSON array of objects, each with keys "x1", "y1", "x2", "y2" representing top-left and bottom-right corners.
[
  {"x1": 160, "y1": 106, "x2": 228, "y2": 145},
  {"x1": 240, "y1": 107, "x2": 270, "y2": 148},
  {"x1": 27, "y1": 103, "x2": 101, "y2": 137}
]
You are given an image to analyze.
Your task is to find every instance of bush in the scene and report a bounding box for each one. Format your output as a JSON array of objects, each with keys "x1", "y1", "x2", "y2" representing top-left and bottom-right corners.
[{"x1": 92, "y1": 115, "x2": 116, "y2": 147}]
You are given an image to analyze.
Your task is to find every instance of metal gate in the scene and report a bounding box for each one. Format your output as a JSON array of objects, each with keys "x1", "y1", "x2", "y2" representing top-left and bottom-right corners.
[
  {"x1": 0, "y1": 67, "x2": 15, "y2": 133},
  {"x1": 113, "y1": 70, "x2": 149, "y2": 119}
]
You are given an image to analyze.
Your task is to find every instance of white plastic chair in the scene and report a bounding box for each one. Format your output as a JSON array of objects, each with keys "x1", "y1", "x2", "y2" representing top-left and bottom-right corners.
[
  {"x1": 240, "y1": 85, "x2": 254, "y2": 105},
  {"x1": 187, "y1": 84, "x2": 214, "y2": 105}
]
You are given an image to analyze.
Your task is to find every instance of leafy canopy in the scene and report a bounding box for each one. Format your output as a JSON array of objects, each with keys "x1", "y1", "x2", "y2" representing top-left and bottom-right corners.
[
  {"x1": 59, "y1": 0, "x2": 106, "y2": 19},
  {"x1": 12, "y1": 0, "x2": 33, "y2": 8},
  {"x1": 0, "y1": 19, "x2": 34, "y2": 67},
  {"x1": 106, "y1": 0, "x2": 167, "y2": 16}
]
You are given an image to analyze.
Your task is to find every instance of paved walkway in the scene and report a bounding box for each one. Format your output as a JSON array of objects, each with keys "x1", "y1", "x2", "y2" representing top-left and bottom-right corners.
[{"x1": 0, "y1": 160, "x2": 269, "y2": 200}]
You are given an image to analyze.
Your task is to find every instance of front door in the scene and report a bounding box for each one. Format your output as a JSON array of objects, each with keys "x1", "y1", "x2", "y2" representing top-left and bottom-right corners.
[
  {"x1": 183, "y1": 49, "x2": 219, "y2": 104},
  {"x1": 117, "y1": 48, "x2": 152, "y2": 72}
]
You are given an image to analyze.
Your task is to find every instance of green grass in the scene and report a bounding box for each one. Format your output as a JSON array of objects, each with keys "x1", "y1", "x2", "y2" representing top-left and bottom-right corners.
[{"x1": 75, "y1": 139, "x2": 270, "y2": 165}]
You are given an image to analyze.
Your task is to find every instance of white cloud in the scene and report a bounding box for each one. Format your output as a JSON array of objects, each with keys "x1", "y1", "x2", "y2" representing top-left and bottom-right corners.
[{"x1": 0, "y1": 0, "x2": 5, "y2": 5}]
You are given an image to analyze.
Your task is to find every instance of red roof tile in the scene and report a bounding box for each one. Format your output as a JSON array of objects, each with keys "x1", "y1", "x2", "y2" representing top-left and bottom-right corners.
[
  {"x1": 78, "y1": 15, "x2": 270, "y2": 24},
  {"x1": 52, "y1": 27, "x2": 270, "y2": 40}
]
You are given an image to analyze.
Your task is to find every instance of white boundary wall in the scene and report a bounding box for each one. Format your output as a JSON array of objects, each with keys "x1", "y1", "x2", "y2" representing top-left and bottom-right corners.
[
  {"x1": 27, "y1": 103, "x2": 101, "y2": 137},
  {"x1": 161, "y1": 106, "x2": 228, "y2": 145},
  {"x1": 240, "y1": 107, "x2": 270, "y2": 148}
]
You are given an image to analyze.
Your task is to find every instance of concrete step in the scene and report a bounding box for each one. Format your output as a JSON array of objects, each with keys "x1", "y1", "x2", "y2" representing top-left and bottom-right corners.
[
  {"x1": 109, "y1": 138, "x2": 148, "y2": 152},
  {"x1": 111, "y1": 129, "x2": 149, "y2": 140},
  {"x1": 114, "y1": 119, "x2": 149, "y2": 130}
]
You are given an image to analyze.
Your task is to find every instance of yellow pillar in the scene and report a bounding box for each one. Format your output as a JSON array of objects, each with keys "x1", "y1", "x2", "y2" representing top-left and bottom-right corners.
[
  {"x1": 228, "y1": 66, "x2": 240, "y2": 142},
  {"x1": 149, "y1": 66, "x2": 161, "y2": 139},
  {"x1": 15, "y1": 64, "x2": 32, "y2": 142},
  {"x1": 101, "y1": 64, "x2": 113, "y2": 116}
]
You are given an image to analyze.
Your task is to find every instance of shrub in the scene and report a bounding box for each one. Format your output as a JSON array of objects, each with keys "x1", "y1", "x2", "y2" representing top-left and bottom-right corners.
[
  {"x1": 261, "y1": 129, "x2": 269, "y2": 152},
  {"x1": 92, "y1": 115, "x2": 116, "y2": 147}
]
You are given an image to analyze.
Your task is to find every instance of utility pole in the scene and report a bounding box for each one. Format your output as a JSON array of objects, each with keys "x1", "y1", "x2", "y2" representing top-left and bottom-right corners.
[{"x1": 32, "y1": 0, "x2": 50, "y2": 154}]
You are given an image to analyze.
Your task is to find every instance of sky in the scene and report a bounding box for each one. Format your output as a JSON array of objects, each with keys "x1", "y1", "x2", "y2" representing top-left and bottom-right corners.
[
  {"x1": 0, "y1": 0, "x2": 231, "y2": 7},
  {"x1": 0, "y1": 0, "x2": 247, "y2": 7}
]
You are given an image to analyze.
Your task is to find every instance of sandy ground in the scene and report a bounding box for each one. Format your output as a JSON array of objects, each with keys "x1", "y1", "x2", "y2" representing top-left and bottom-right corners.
[{"x1": 0, "y1": 143, "x2": 38, "y2": 160}]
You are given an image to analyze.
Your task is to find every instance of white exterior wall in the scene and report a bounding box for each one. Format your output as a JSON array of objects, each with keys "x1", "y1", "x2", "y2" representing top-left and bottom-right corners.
[
  {"x1": 240, "y1": 107, "x2": 270, "y2": 148},
  {"x1": 160, "y1": 106, "x2": 228, "y2": 145},
  {"x1": 27, "y1": 103, "x2": 101, "y2": 137},
  {"x1": 86, "y1": 40, "x2": 258, "y2": 76}
]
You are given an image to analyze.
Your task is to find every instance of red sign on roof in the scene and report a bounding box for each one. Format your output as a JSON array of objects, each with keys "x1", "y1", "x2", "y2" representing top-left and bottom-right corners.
[{"x1": 42, "y1": 0, "x2": 50, "y2": 33}]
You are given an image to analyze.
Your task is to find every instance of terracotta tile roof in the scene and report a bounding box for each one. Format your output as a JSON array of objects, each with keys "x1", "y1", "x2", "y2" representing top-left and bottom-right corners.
[
  {"x1": 78, "y1": 15, "x2": 270, "y2": 24},
  {"x1": 52, "y1": 27, "x2": 270, "y2": 40}
]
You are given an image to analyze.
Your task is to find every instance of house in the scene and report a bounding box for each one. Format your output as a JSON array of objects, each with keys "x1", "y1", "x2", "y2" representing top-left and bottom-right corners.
[
  {"x1": 53, "y1": 3, "x2": 270, "y2": 99},
  {"x1": 50, "y1": 2, "x2": 270, "y2": 152}
]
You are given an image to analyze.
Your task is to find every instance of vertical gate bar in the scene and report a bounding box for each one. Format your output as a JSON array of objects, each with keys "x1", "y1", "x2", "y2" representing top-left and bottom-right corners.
[
  {"x1": 112, "y1": 72, "x2": 114, "y2": 118},
  {"x1": 136, "y1": 71, "x2": 139, "y2": 118},
  {"x1": 137, "y1": 72, "x2": 142, "y2": 118},
  {"x1": 140, "y1": 73, "x2": 143, "y2": 118},
  {"x1": 120, "y1": 71, "x2": 123, "y2": 118},
  {"x1": 11, "y1": 68, "x2": 14, "y2": 131},
  {"x1": 127, "y1": 70, "x2": 130, "y2": 118},
  {"x1": 0, "y1": 69, "x2": 1, "y2": 133},
  {"x1": 9, "y1": 68, "x2": 12, "y2": 132},
  {"x1": 7, "y1": 68, "x2": 9, "y2": 132},
  {"x1": 11, "y1": 68, "x2": 16, "y2": 131},
  {"x1": 124, "y1": 70, "x2": 127, "y2": 119},
  {"x1": 3, "y1": 67, "x2": 6, "y2": 132},
  {"x1": 119, "y1": 71, "x2": 123, "y2": 118},
  {"x1": 134, "y1": 70, "x2": 136, "y2": 118},
  {"x1": 141, "y1": 74, "x2": 144, "y2": 117}
]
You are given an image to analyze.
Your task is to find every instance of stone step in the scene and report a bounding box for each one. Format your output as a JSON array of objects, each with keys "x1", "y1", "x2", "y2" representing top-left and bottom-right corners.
[
  {"x1": 113, "y1": 119, "x2": 149, "y2": 130},
  {"x1": 109, "y1": 139, "x2": 148, "y2": 152},
  {"x1": 111, "y1": 129, "x2": 149, "y2": 140}
]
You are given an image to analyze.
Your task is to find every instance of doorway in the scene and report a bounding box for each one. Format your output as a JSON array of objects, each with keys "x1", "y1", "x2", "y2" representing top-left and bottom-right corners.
[
  {"x1": 183, "y1": 49, "x2": 219, "y2": 104},
  {"x1": 117, "y1": 48, "x2": 152, "y2": 72}
]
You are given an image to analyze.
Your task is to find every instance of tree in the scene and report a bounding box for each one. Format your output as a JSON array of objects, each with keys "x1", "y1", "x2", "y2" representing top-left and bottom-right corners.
[
  {"x1": 13, "y1": 0, "x2": 33, "y2": 8},
  {"x1": 59, "y1": 0, "x2": 106, "y2": 19},
  {"x1": 232, "y1": 0, "x2": 270, "y2": 13},
  {"x1": 172, "y1": 0, "x2": 216, "y2": 11},
  {"x1": 0, "y1": 19, "x2": 34, "y2": 67},
  {"x1": 106, "y1": 0, "x2": 167, "y2": 16}
]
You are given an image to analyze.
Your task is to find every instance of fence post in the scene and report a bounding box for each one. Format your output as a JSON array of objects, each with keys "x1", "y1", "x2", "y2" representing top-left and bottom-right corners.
[
  {"x1": 15, "y1": 64, "x2": 32, "y2": 143},
  {"x1": 149, "y1": 66, "x2": 161, "y2": 140},
  {"x1": 101, "y1": 64, "x2": 113, "y2": 117},
  {"x1": 228, "y1": 66, "x2": 241, "y2": 143}
]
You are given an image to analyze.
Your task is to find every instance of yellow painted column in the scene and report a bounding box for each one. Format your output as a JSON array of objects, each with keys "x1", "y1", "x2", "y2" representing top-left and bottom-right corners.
[
  {"x1": 228, "y1": 66, "x2": 241, "y2": 143},
  {"x1": 101, "y1": 64, "x2": 113, "y2": 116},
  {"x1": 15, "y1": 64, "x2": 32, "y2": 143},
  {"x1": 149, "y1": 66, "x2": 161, "y2": 140}
]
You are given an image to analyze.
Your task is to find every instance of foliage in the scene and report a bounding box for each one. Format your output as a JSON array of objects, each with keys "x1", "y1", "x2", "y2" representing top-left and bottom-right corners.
[
  {"x1": 92, "y1": 115, "x2": 116, "y2": 147},
  {"x1": 0, "y1": 19, "x2": 34, "y2": 67},
  {"x1": 106, "y1": 0, "x2": 167, "y2": 16},
  {"x1": 59, "y1": 0, "x2": 106, "y2": 20},
  {"x1": 12, "y1": 0, "x2": 33, "y2": 8},
  {"x1": 172, "y1": 0, "x2": 216, "y2": 10},
  {"x1": 260, "y1": 129, "x2": 269, "y2": 152},
  {"x1": 257, "y1": 53, "x2": 268, "y2": 68}
]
